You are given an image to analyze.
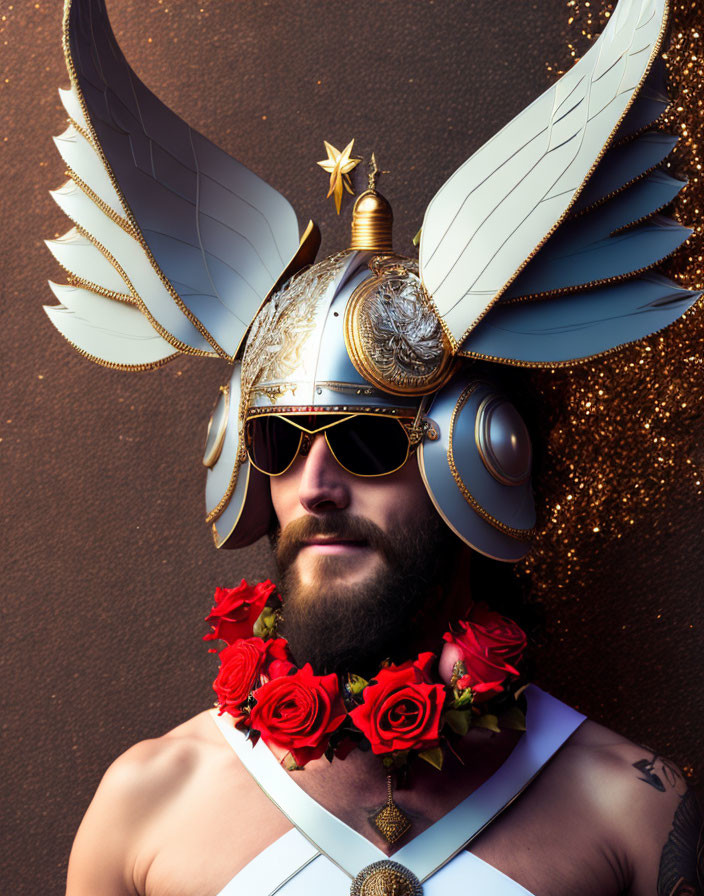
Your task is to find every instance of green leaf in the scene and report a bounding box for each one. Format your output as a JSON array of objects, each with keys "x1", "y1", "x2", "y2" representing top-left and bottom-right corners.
[
  {"x1": 498, "y1": 706, "x2": 526, "y2": 731},
  {"x1": 451, "y1": 688, "x2": 475, "y2": 710},
  {"x1": 444, "y1": 709, "x2": 471, "y2": 736},
  {"x1": 281, "y1": 752, "x2": 303, "y2": 771},
  {"x1": 412, "y1": 227, "x2": 423, "y2": 247},
  {"x1": 419, "y1": 746, "x2": 444, "y2": 771},
  {"x1": 474, "y1": 714, "x2": 501, "y2": 733},
  {"x1": 346, "y1": 674, "x2": 369, "y2": 695},
  {"x1": 253, "y1": 608, "x2": 277, "y2": 639}
]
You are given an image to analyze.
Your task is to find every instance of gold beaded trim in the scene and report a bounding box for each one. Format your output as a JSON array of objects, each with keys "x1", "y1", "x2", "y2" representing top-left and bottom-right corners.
[
  {"x1": 69, "y1": 223, "x2": 218, "y2": 359},
  {"x1": 64, "y1": 165, "x2": 134, "y2": 237},
  {"x1": 65, "y1": 272, "x2": 135, "y2": 306},
  {"x1": 49, "y1": 329, "x2": 179, "y2": 372}
]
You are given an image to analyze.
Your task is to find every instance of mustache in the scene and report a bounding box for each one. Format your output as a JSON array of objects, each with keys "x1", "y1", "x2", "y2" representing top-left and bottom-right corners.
[{"x1": 274, "y1": 513, "x2": 394, "y2": 570}]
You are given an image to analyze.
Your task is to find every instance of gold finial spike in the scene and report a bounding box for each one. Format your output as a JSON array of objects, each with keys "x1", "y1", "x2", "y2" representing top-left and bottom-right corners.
[
  {"x1": 350, "y1": 187, "x2": 394, "y2": 253},
  {"x1": 367, "y1": 152, "x2": 390, "y2": 192},
  {"x1": 368, "y1": 153, "x2": 379, "y2": 191}
]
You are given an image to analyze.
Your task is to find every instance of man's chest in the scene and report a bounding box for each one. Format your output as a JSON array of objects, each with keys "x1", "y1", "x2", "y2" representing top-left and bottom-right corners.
[
  {"x1": 138, "y1": 780, "x2": 624, "y2": 896},
  {"x1": 139, "y1": 693, "x2": 624, "y2": 896}
]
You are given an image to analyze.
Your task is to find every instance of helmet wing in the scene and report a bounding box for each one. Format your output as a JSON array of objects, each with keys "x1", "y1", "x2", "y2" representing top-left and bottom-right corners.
[
  {"x1": 419, "y1": 0, "x2": 672, "y2": 352},
  {"x1": 45, "y1": 0, "x2": 301, "y2": 365},
  {"x1": 459, "y1": 275, "x2": 699, "y2": 366}
]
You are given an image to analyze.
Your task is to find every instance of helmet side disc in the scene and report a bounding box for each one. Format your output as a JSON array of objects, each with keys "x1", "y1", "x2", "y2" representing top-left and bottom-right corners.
[{"x1": 419, "y1": 375, "x2": 536, "y2": 562}]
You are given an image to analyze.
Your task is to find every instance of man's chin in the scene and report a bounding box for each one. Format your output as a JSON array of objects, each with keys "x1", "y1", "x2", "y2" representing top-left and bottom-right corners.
[
  {"x1": 293, "y1": 546, "x2": 382, "y2": 590},
  {"x1": 278, "y1": 557, "x2": 408, "y2": 675}
]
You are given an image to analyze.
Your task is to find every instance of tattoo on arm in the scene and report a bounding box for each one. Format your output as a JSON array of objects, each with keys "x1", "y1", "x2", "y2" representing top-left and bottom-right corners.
[
  {"x1": 633, "y1": 751, "x2": 685, "y2": 794},
  {"x1": 656, "y1": 788, "x2": 703, "y2": 896},
  {"x1": 633, "y1": 753, "x2": 703, "y2": 895}
]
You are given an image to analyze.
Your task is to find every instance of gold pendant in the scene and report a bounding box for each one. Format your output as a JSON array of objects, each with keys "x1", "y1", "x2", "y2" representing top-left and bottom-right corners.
[
  {"x1": 371, "y1": 775, "x2": 412, "y2": 845},
  {"x1": 350, "y1": 860, "x2": 423, "y2": 896}
]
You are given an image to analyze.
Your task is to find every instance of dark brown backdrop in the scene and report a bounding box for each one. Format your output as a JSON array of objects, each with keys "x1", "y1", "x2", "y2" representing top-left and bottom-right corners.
[{"x1": 3, "y1": 1, "x2": 703, "y2": 893}]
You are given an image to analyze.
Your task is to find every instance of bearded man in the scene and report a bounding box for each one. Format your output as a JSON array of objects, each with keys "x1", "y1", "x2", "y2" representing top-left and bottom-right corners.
[
  {"x1": 64, "y1": 422, "x2": 703, "y2": 896},
  {"x1": 46, "y1": 0, "x2": 703, "y2": 894}
]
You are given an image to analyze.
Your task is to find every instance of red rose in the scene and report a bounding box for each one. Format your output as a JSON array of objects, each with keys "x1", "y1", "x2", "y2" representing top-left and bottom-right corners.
[
  {"x1": 457, "y1": 675, "x2": 503, "y2": 702},
  {"x1": 213, "y1": 637, "x2": 291, "y2": 719},
  {"x1": 265, "y1": 653, "x2": 297, "y2": 681},
  {"x1": 439, "y1": 603, "x2": 526, "y2": 702},
  {"x1": 213, "y1": 638, "x2": 268, "y2": 716},
  {"x1": 249, "y1": 664, "x2": 347, "y2": 766},
  {"x1": 204, "y1": 580, "x2": 276, "y2": 646},
  {"x1": 349, "y1": 653, "x2": 446, "y2": 755}
]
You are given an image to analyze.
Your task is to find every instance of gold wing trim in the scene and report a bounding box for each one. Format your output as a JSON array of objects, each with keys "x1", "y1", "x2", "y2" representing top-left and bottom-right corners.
[{"x1": 60, "y1": 0, "x2": 228, "y2": 360}]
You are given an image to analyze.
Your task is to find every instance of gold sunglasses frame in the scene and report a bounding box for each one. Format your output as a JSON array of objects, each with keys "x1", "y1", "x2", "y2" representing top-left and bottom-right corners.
[{"x1": 244, "y1": 411, "x2": 424, "y2": 478}]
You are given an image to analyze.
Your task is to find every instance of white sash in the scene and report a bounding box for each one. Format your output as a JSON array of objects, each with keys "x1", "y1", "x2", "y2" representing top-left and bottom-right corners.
[{"x1": 213, "y1": 685, "x2": 585, "y2": 894}]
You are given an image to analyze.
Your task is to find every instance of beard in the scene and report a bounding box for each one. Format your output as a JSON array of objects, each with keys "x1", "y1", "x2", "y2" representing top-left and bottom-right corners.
[{"x1": 272, "y1": 510, "x2": 462, "y2": 676}]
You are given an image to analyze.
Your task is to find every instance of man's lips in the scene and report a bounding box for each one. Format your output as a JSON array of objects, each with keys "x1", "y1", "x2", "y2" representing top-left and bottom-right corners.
[{"x1": 300, "y1": 538, "x2": 370, "y2": 554}]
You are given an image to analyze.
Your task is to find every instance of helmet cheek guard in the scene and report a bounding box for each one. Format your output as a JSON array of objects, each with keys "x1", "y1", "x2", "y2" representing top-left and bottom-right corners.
[
  {"x1": 419, "y1": 374, "x2": 535, "y2": 562},
  {"x1": 203, "y1": 364, "x2": 272, "y2": 549}
]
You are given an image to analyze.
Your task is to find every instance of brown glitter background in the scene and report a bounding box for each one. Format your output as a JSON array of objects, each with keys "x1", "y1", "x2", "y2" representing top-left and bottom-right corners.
[{"x1": 2, "y1": 1, "x2": 702, "y2": 892}]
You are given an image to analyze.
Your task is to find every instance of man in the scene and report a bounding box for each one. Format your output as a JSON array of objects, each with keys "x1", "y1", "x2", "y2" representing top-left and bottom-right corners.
[
  {"x1": 45, "y1": 0, "x2": 703, "y2": 894},
  {"x1": 65, "y1": 431, "x2": 702, "y2": 895}
]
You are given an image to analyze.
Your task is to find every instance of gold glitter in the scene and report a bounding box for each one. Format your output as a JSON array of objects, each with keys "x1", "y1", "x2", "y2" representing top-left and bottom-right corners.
[{"x1": 520, "y1": 1, "x2": 704, "y2": 601}]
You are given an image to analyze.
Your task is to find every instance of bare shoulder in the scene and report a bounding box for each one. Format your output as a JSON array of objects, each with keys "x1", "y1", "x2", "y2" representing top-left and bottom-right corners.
[
  {"x1": 106, "y1": 709, "x2": 226, "y2": 791},
  {"x1": 558, "y1": 718, "x2": 690, "y2": 804},
  {"x1": 66, "y1": 710, "x2": 239, "y2": 896},
  {"x1": 85, "y1": 710, "x2": 228, "y2": 821},
  {"x1": 552, "y1": 719, "x2": 703, "y2": 895}
]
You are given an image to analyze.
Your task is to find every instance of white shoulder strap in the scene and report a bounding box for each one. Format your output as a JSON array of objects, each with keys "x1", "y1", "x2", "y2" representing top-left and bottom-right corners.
[
  {"x1": 218, "y1": 832, "x2": 537, "y2": 896},
  {"x1": 215, "y1": 828, "x2": 319, "y2": 896},
  {"x1": 211, "y1": 685, "x2": 585, "y2": 884}
]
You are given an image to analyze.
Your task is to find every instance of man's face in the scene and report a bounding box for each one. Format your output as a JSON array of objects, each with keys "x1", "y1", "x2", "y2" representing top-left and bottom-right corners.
[
  {"x1": 269, "y1": 427, "x2": 435, "y2": 586},
  {"x1": 269, "y1": 427, "x2": 462, "y2": 674}
]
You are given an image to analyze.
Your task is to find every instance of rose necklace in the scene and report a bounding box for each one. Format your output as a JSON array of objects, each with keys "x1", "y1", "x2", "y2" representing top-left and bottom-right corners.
[{"x1": 205, "y1": 579, "x2": 528, "y2": 845}]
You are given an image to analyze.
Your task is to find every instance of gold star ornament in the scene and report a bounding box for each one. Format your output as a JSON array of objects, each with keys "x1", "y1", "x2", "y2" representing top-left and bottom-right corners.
[{"x1": 317, "y1": 139, "x2": 361, "y2": 214}]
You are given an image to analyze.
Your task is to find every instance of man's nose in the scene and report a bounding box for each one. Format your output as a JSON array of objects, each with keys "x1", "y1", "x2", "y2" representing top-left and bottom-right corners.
[{"x1": 298, "y1": 433, "x2": 350, "y2": 513}]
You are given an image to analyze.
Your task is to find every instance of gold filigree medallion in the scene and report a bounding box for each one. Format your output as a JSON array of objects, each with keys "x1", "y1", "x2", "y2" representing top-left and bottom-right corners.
[
  {"x1": 344, "y1": 256, "x2": 454, "y2": 396},
  {"x1": 350, "y1": 860, "x2": 423, "y2": 896}
]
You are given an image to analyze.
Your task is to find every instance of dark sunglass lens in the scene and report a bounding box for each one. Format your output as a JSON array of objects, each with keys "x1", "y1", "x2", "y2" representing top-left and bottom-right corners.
[
  {"x1": 327, "y1": 417, "x2": 409, "y2": 475},
  {"x1": 246, "y1": 417, "x2": 301, "y2": 474}
]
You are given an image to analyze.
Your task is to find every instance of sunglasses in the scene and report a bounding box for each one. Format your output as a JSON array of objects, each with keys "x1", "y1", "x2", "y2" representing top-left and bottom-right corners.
[{"x1": 244, "y1": 413, "x2": 424, "y2": 478}]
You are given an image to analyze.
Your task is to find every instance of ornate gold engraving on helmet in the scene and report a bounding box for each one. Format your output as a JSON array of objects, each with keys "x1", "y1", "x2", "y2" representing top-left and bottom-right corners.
[
  {"x1": 344, "y1": 256, "x2": 454, "y2": 396},
  {"x1": 241, "y1": 251, "x2": 351, "y2": 409}
]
